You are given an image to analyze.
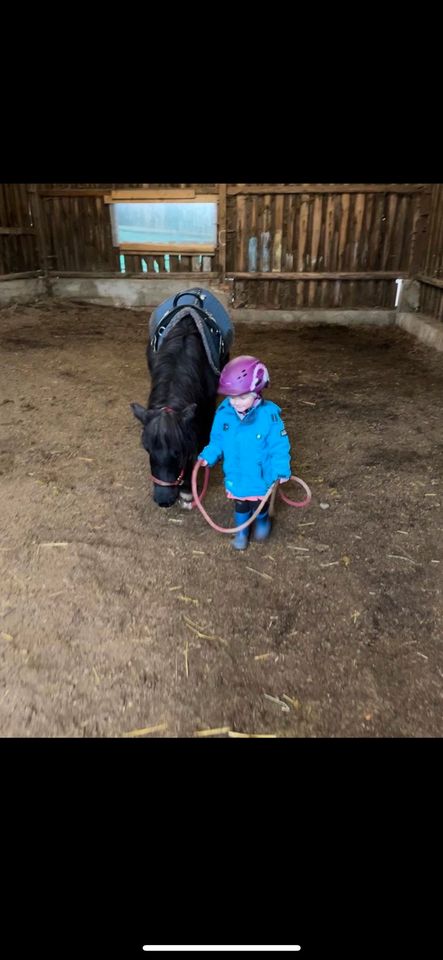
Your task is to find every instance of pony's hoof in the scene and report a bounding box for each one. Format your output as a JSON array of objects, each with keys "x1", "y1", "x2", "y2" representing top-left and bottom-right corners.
[{"x1": 179, "y1": 492, "x2": 193, "y2": 510}]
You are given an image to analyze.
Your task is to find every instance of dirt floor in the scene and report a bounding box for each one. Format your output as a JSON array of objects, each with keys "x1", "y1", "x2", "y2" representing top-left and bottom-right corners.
[{"x1": 0, "y1": 299, "x2": 442, "y2": 737}]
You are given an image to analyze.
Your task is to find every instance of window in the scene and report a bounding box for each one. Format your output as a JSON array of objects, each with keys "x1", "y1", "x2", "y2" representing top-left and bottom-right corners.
[
  {"x1": 105, "y1": 190, "x2": 218, "y2": 255},
  {"x1": 111, "y1": 201, "x2": 217, "y2": 250}
]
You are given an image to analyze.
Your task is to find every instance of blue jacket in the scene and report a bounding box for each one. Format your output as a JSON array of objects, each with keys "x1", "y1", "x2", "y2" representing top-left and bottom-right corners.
[{"x1": 199, "y1": 399, "x2": 292, "y2": 498}]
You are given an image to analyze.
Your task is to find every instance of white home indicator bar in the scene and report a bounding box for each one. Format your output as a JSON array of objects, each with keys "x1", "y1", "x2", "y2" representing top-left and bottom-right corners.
[{"x1": 143, "y1": 948, "x2": 301, "y2": 953}]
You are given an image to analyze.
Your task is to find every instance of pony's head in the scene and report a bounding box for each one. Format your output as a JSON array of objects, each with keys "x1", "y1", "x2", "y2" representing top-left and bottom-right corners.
[{"x1": 131, "y1": 402, "x2": 197, "y2": 507}]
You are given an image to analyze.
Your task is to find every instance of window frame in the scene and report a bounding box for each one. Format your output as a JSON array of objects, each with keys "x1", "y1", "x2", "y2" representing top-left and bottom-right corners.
[{"x1": 104, "y1": 189, "x2": 219, "y2": 256}]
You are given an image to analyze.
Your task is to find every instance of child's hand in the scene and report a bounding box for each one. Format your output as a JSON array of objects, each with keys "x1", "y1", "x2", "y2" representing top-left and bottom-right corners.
[
  {"x1": 200, "y1": 459, "x2": 208, "y2": 467},
  {"x1": 279, "y1": 477, "x2": 290, "y2": 484}
]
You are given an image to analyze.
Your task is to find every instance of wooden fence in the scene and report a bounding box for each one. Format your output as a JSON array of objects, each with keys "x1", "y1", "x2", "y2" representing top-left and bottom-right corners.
[
  {"x1": 1, "y1": 183, "x2": 441, "y2": 315},
  {"x1": 0, "y1": 183, "x2": 40, "y2": 275},
  {"x1": 414, "y1": 184, "x2": 443, "y2": 321}
]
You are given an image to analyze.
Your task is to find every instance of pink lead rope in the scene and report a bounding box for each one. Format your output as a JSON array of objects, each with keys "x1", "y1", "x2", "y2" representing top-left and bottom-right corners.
[{"x1": 190, "y1": 459, "x2": 312, "y2": 534}]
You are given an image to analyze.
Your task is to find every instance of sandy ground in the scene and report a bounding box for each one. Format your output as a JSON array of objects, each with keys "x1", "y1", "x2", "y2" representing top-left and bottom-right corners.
[{"x1": 0, "y1": 299, "x2": 442, "y2": 737}]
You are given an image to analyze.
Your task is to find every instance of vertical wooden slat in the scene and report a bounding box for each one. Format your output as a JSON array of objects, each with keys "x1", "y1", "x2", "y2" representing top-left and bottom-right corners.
[
  {"x1": 283, "y1": 194, "x2": 294, "y2": 272},
  {"x1": 243, "y1": 196, "x2": 252, "y2": 274},
  {"x1": 97, "y1": 196, "x2": 108, "y2": 270},
  {"x1": 53, "y1": 198, "x2": 64, "y2": 270},
  {"x1": 2, "y1": 183, "x2": 13, "y2": 223},
  {"x1": 87, "y1": 197, "x2": 98, "y2": 271},
  {"x1": 12, "y1": 187, "x2": 23, "y2": 271},
  {"x1": 95, "y1": 196, "x2": 104, "y2": 269},
  {"x1": 330, "y1": 194, "x2": 341, "y2": 272},
  {"x1": 308, "y1": 195, "x2": 322, "y2": 304},
  {"x1": 28, "y1": 185, "x2": 50, "y2": 284},
  {"x1": 235, "y1": 187, "x2": 246, "y2": 272},
  {"x1": 262, "y1": 190, "x2": 272, "y2": 275},
  {"x1": 353, "y1": 193, "x2": 365, "y2": 273},
  {"x1": 0, "y1": 186, "x2": 6, "y2": 225},
  {"x1": 435, "y1": 187, "x2": 443, "y2": 277},
  {"x1": 371, "y1": 193, "x2": 386, "y2": 274},
  {"x1": 374, "y1": 194, "x2": 386, "y2": 276},
  {"x1": 304, "y1": 195, "x2": 314, "y2": 273},
  {"x1": 333, "y1": 278, "x2": 341, "y2": 308},
  {"x1": 381, "y1": 194, "x2": 398, "y2": 270},
  {"x1": 296, "y1": 194, "x2": 309, "y2": 306},
  {"x1": 323, "y1": 194, "x2": 335, "y2": 270},
  {"x1": 347, "y1": 195, "x2": 356, "y2": 306},
  {"x1": 355, "y1": 193, "x2": 367, "y2": 279},
  {"x1": 0, "y1": 238, "x2": 8, "y2": 273},
  {"x1": 71, "y1": 197, "x2": 81, "y2": 271},
  {"x1": 425, "y1": 185, "x2": 440, "y2": 275},
  {"x1": 273, "y1": 281, "x2": 280, "y2": 310},
  {"x1": 0, "y1": 189, "x2": 6, "y2": 268},
  {"x1": 255, "y1": 194, "x2": 263, "y2": 272},
  {"x1": 61, "y1": 198, "x2": 72, "y2": 270},
  {"x1": 91, "y1": 196, "x2": 102, "y2": 270},
  {"x1": 432, "y1": 191, "x2": 442, "y2": 278},
  {"x1": 280, "y1": 196, "x2": 291, "y2": 308},
  {"x1": 290, "y1": 195, "x2": 300, "y2": 275},
  {"x1": 247, "y1": 195, "x2": 257, "y2": 273},
  {"x1": 218, "y1": 183, "x2": 227, "y2": 282},
  {"x1": 123, "y1": 254, "x2": 138, "y2": 274},
  {"x1": 435, "y1": 189, "x2": 442, "y2": 275},
  {"x1": 70, "y1": 196, "x2": 83, "y2": 268},
  {"x1": 361, "y1": 194, "x2": 374, "y2": 270},
  {"x1": 395, "y1": 195, "x2": 409, "y2": 271},
  {"x1": 225, "y1": 196, "x2": 235, "y2": 273},
  {"x1": 338, "y1": 193, "x2": 350, "y2": 270},
  {"x1": 273, "y1": 194, "x2": 284, "y2": 272},
  {"x1": 0, "y1": 186, "x2": 11, "y2": 231},
  {"x1": 320, "y1": 194, "x2": 336, "y2": 306}
]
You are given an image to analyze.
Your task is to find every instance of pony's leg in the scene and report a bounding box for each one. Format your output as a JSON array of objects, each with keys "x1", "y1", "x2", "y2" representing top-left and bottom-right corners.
[{"x1": 179, "y1": 460, "x2": 194, "y2": 510}]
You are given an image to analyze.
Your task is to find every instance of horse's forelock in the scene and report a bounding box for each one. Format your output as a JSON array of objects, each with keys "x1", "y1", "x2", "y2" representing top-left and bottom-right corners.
[{"x1": 147, "y1": 407, "x2": 195, "y2": 455}]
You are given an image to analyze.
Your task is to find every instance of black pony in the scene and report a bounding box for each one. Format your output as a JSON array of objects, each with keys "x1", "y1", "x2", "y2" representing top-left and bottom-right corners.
[{"x1": 131, "y1": 289, "x2": 233, "y2": 508}]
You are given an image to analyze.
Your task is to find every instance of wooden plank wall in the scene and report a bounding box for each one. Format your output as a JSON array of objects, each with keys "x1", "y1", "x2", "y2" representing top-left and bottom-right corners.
[
  {"x1": 0, "y1": 183, "x2": 40, "y2": 275},
  {"x1": 226, "y1": 184, "x2": 430, "y2": 308},
  {"x1": 0, "y1": 184, "x2": 438, "y2": 313},
  {"x1": 38, "y1": 184, "x2": 219, "y2": 277},
  {"x1": 415, "y1": 184, "x2": 443, "y2": 321}
]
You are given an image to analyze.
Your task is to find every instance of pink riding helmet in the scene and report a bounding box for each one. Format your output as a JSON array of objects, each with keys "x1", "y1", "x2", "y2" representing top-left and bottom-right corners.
[{"x1": 218, "y1": 355, "x2": 270, "y2": 396}]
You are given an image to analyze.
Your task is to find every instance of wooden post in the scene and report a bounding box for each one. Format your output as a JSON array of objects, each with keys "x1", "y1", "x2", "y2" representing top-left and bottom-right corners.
[{"x1": 28, "y1": 185, "x2": 51, "y2": 295}]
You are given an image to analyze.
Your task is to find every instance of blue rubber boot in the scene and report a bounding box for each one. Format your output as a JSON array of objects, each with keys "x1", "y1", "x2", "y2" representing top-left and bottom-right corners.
[
  {"x1": 253, "y1": 509, "x2": 272, "y2": 541},
  {"x1": 232, "y1": 510, "x2": 252, "y2": 550}
]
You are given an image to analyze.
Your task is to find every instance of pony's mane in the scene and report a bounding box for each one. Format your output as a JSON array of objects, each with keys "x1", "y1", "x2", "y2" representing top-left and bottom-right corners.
[{"x1": 149, "y1": 316, "x2": 209, "y2": 411}]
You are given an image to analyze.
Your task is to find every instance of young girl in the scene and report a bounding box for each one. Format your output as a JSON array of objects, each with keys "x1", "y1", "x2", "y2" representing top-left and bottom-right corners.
[{"x1": 199, "y1": 355, "x2": 291, "y2": 550}]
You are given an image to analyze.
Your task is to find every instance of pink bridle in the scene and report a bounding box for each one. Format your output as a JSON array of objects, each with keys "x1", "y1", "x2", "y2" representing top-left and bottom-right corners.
[{"x1": 150, "y1": 468, "x2": 185, "y2": 487}]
